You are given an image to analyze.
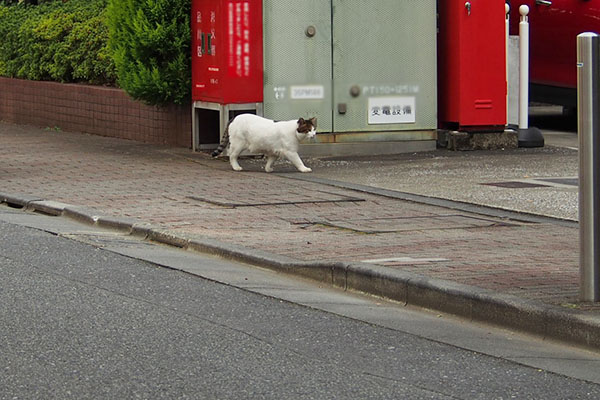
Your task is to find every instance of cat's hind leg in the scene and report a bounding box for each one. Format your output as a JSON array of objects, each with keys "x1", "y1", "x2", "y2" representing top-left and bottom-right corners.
[
  {"x1": 264, "y1": 155, "x2": 277, "y2": 173},
  {"x1": 284, "y1": 151, "x2": 312, "y2": 173},
  {"x1": 228, "y1": 144, "x2": 244, "y2": 171}
]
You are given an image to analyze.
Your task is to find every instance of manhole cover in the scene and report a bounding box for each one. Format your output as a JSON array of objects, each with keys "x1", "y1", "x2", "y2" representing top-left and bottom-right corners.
[
  {"x1": 311, "y1": 214, "x2": 513, "y2": 234},
  {"x1": 481, "y1": 181, "x2": 549, "y2": 189}
]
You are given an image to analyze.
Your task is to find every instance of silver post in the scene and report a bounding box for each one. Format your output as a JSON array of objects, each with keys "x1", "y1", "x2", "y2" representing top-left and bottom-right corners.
[{"x1": 578, "y1": 32, "x2": 600, "y2": 302}]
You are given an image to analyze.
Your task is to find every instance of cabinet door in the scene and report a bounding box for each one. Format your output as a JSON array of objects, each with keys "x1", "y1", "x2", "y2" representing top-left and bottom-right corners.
[
  {"x1": 440, "y1": 0, "x2": 506, "y2": 126},
  {"x1": 332, "y1": 0, "x2": 437, "y2": 132},
  {"x1": 191, "y1": 0, "x2": 223, "y2": 102},
  {"x1": 262, "y1": 0, "x2": 332, "y2": 131}
]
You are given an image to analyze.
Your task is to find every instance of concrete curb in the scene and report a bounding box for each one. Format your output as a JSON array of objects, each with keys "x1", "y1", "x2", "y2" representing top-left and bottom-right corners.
[{"x1": 2, "y1": 191, "x2": 599, "y2": 350}]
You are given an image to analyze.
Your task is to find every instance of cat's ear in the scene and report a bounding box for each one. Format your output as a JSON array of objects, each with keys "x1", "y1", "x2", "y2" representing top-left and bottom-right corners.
[
  {"x1": 309, "y1": 117, "x2": 317, "y2": 127},
  {"x1": 297, "y1": 118, "x2": 305, "y2": 125}
]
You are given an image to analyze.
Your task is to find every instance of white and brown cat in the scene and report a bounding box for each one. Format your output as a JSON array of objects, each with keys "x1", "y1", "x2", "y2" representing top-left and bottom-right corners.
[{"x1": 211, "y1": 114, "x2": 316, "y2": 173}]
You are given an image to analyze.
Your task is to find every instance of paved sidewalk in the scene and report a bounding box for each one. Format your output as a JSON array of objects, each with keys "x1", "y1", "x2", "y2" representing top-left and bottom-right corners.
[{"x1": 1, "y1": 121, "x2": 598, "y2": 349}]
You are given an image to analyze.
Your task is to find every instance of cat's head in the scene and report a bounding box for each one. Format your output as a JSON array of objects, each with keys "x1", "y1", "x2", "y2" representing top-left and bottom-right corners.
[{"x1": 297, "y1": 117, "x2": 317, "y2": 139}]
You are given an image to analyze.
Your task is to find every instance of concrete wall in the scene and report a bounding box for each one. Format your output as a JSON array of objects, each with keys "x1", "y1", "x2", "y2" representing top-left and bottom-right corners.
[{"x1": 0, "y1": 77, "x2": 191, "y2": 147}]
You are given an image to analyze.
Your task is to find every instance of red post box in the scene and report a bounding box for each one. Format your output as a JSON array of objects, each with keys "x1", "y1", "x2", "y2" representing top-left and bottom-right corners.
[
  {"x1": 438, "y1": 0, "x2": 506, "y2": 130},
  {"x1": 191, "y1": 0, "x2": 264, "y2": 149},
  {"x1": 191, "y1": 0, "x2": 263, "y2": 104}
]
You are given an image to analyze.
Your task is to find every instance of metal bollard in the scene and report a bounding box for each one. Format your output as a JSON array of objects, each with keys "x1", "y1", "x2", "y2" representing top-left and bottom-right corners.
[{"x1": 577, "y1": 32, "x2": 600, "y2": 302}]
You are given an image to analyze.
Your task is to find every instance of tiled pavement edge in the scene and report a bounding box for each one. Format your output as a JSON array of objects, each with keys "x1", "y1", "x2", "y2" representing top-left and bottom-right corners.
[{"x1": 1, "y1": 123, "x2": 599, "y2": 350}]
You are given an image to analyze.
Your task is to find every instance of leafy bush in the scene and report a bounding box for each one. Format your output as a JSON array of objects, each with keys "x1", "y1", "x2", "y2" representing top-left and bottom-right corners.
[
  {"x1": 0, "y1": 1, "x2": 55, "y2": 5},
  {"x1": 0, "y1": 0, "x2": 191, "y2": 105},
  {"x1": 107, "y1": 0, "x2": 191, "y2": 105},
  {"x1": 0, "y1": 0, "x2": 116, "y2": 85}
]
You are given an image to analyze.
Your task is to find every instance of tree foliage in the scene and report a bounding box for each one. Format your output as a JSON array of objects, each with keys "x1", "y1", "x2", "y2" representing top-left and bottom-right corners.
[
  {"x1": 0, "y1": 0, "x2": 116, "y2": 85},
  {"x1": 0, "y1": 0, "x2": 191, "y2": 105},
  {"x1": 107, "y1": 0, "x2": 191, "y2": 105}
]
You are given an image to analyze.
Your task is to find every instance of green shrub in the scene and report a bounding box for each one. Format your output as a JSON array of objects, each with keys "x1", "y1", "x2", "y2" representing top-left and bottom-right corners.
[
  {"x1": 0, "y1": 0, "x2": 191, "y2": 105},
  {"x1": 0, "y1": 0, "x2": 116, "y2": 85},
  {"x1": 107, "y1": 0, "x2": 190, "y2": 106}
]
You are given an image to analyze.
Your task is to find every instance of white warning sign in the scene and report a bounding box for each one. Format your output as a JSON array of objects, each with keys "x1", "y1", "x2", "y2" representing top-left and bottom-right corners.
[{"x1": 368, "y1": 96, "x2": 416, "y2": 124}]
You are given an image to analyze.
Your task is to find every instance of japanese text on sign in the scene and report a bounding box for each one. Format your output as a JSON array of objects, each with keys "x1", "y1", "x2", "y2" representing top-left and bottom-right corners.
[
  {"x1": 228, "y1": 1, "x2": 251, "y2": 77},
  {"x1": 368, "y1": 96, "x2": 416, "y2": 124}
]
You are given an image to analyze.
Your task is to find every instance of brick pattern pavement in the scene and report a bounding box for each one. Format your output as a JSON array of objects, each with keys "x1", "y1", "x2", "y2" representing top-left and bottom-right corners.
[{"x1": 0, "y1": 123, "x2": 589, "y2": 309}]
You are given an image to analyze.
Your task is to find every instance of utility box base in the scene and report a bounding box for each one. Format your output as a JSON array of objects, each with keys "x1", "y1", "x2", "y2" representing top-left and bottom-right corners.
[
  {"x1": 300, "y1": 131, "x2": 437, "y2": 157},
  {"x1": 192, "y1": 101, "x2": 263, "y2": 151},
  {"x1": 441, "y1": 131, "x2": 517, "y2": 151}
]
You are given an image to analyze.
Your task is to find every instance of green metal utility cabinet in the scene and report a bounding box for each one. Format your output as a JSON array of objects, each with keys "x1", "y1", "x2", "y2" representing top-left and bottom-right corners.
[{"x1": 192, "y1": 0, "x2": 438, "y2": 156}]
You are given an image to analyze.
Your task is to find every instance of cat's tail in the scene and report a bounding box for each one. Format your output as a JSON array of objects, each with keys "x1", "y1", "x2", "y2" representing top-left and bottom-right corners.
[{"x1": 211, "y1": 119, "x2": 231, "y2": 157}]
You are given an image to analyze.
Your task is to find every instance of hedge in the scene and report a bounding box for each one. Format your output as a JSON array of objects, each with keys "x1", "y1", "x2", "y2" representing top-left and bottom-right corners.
[
  {"x1": 0, "y1": 0, "x2": 191, "y2": 106},
  {"x1": 107, "y1": 0, "x2": 190, "y2": 105},
  {"x1": 0, "y1": 0, "x2": 117, "y2": 85}
]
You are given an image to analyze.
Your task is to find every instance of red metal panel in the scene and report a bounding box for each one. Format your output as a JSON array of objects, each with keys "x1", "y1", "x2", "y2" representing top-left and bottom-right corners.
[
  {"x1": 191, "y1": 0, "x2": 263, "y2": 104},
  {"x1": 438, "y1": 0, "x2": 506, "y2": 128}
]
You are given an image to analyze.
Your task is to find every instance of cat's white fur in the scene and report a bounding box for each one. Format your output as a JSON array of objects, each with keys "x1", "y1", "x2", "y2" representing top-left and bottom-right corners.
[{"x1": 226, "y1": 114, "x2": 316, "y2": 173}]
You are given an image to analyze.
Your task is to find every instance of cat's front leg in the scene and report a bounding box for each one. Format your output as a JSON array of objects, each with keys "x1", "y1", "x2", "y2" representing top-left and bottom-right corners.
[{"x1": 284, "y1": 151, "x2": 312, "y2": 173}]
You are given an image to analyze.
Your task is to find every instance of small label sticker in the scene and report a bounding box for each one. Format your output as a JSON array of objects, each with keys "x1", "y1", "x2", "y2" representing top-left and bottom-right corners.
[
  {"x1": 290, "y1": 85, "x2": 325, "y2": 100},
  {"x1": 368, "y1": 96, "x2": 416, "y2": 124},
  {"x1": 273, "y1": 86, "x2": 286, "y2": 100}
]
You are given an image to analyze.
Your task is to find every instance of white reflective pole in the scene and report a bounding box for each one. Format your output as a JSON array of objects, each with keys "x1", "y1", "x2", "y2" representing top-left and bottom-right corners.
[
  {"x1": 518, "y1": 5, "x2": 529, "y2": 130},
  {"x1": 516, "y1": 5, "x2": 544, "y2": 147}
]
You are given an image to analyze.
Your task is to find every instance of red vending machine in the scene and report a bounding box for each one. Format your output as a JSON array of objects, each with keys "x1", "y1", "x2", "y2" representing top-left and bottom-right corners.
[
  {"x1": 438, "y1": 0, "x2": 506, "y2": 130},
  {"x1": 191, "y1": 0, "x2": 263, "y2": 149}
]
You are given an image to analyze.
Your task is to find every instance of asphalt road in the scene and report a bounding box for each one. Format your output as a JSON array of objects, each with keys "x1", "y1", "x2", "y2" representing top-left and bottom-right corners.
[{"x1": 1, "y1": 207, "x2": 600, "y2": 399}]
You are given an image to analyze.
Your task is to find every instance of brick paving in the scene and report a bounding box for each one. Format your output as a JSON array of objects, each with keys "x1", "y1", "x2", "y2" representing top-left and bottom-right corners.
[{"x1": 1, "y1": 122, "x2": 597, "y2": 313}]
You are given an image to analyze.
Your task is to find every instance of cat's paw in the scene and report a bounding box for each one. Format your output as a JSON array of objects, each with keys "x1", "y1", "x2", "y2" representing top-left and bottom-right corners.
[
  {"x1": 265, "y1": 167, "x2": 274, "y2": 173},
  {"x1": 299, "y1": 167, "x2": 312, "y2": 173},
  {"x1": 232, "y1": 165, "x2": 243, "y2": 171}
]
